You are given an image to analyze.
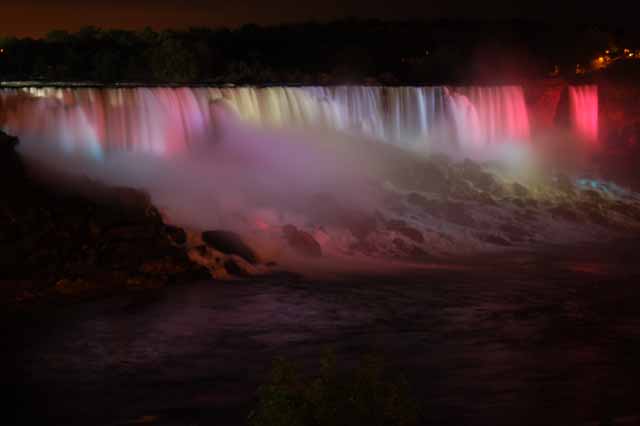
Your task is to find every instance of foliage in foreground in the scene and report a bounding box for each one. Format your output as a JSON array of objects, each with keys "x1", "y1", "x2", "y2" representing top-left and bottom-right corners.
[{"x1": 249, "y1": 352, "x2": 419, "y2": 426}]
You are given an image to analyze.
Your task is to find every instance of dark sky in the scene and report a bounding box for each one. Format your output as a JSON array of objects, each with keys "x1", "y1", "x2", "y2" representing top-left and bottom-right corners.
[{"x1": 1, "y1": 0, "x2": 628, "y2": 38}]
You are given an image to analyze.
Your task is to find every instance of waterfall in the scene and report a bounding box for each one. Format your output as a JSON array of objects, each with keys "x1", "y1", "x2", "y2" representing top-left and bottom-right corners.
[
  {"x1": 0, "y1": 85, "x2": 595, "y2": 159},
  {"x1": 568, "y1": 85, "x2": 598, "y2": 147}
]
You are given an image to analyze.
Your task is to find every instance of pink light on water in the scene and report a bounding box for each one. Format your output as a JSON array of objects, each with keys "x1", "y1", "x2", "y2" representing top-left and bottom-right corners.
[{"x1": 569, "y1": 85, "x2": 599, "y2": 148}]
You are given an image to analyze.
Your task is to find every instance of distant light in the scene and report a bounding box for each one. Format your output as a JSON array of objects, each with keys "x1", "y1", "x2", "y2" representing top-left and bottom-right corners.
[
  {"x1": 0, "y1": 48, "x2": 4, "y2": 54},
  {"x1": 597, "y1": 56, "x2": 604, "y2": 63},
  {"x1": 629, "y1": 53, "x2": 634, "y2": 57},
  {"x1": 605, "y1": 50, "x2": 610, "y2": 54}
]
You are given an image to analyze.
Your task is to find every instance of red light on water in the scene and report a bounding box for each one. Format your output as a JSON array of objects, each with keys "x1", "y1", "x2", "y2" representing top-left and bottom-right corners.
[{"x1": 569, "y1": 86, "x2": 598, "y2": 148}]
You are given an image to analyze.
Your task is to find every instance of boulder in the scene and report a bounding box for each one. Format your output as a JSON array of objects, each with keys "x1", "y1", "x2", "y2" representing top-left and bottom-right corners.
[
  {"x1": 475, "y1": 232, "x2": 512, "y2": 246},
  {"x1": 512, "y1": 182, "x2": 530, "y2": 198},
  {"x1": 385, "y1": 220, "x2": 424, "y2": 243},
  {"x1": 202, "y1": 230, "x2": 258, "y2": 264},
  {"x1": 581, "y1": 189, "x2": 604, "y2": 203},
  {"x1": 549, "y1": 204, "x2": 581, "y2": 222},
  {"x1": 163, "y1": 224, "x2": 187, "y2": 245},
  {"x1": 444, "y1": 201, "x2": 477, "y2": 228},
  {"x1": 282, "y1": 225, "x2": 322, "y2": 258},
  {"x1": 406, "y1": 192, "x2": 441, "y2": 213},
  {"x1": 224, "y1": 255, "x2": 257, "y2": 277},
  {"x1": 0, "y1": 130, "x2": 26, "y2": 189},
  {"x1": 554, "y1": 174, "x2": 575, "y2": 195},
  {"x1": 460, "y1": 159, "x2": 499, "y2": 192}
]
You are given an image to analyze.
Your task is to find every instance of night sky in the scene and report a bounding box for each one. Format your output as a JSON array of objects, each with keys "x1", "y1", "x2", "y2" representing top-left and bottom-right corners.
[{"x1": 1, "y1": 0, "x2": 629, "y2": 38}]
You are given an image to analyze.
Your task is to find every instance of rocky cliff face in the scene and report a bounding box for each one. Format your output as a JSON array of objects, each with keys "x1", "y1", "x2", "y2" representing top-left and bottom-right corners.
[{"x1": 0, "y1": 131, "x2": 209, "y2": 310}]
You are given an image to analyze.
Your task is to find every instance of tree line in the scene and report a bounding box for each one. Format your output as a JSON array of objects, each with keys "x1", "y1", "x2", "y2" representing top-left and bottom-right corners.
[{"x1": 0, "y1": 19, "x2": 633, "y2": 84}]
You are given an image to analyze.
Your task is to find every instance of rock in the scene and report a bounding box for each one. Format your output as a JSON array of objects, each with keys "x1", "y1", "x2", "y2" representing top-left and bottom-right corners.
[
  {"x1": 392, "y1": 158, "x2": 449, "y2": 194},
  {"x1": 202, "y1": 230, "x2": 258, "y2": 264},
  {"x1": 0, "y1": 132, "x2": 208, "y2": 307},
  {"x1": 610, "y1": 202, "x2": 640, "y2": 221},
  {"x1": 224, "y1": 255, "x2": 257, "y2": 277},
  {"x1": 407, "y1": 192, "x2": 432, "y2": 208},
  {"x1": 163, "y1": 224, "x2": 187, "y2": 245},
  {"x1": 102, "y1": 225, "x2": 157, "y2": 242},
  {"x1": 554, "y1": 174, "x2": 575, "y2": 195},
  {"x1": 460, "y1": 159, "x2": 499, "y2": 192},
  {"x1": 581, "y1": 189, "x2": 603, "y2": 203},
  {"x1": 343, "y1": 212, "x2": 378, "y2": 241},
  {"x1": 549, "y1": 204, "x2": 581, "y2": 222},
  {"x1": 444, "y1": 201, "x2": 477, "y2": 228},
  {"x1": 499, "y1": 222, "x2": 531, "y2": 242},
  {"x1": 512, "y1": 182, "x2": 530, "y2": 198},
  {"x1": 349, "y1": 239, "x2": 378, "y2": 256},
  {"x1": 54, "y1": 278, "x2": 98, "y2": 296},
  {"x1": 282, "y1": 225, "x2": 322, "y2": 258},
  {"x1": 385, "y1": 220, "x2": 424, "y2": 243},
  {"x1": 1, "y1": 130, "x2": 27, "y2": 192},
  {"x1": 475, "y1": 232, "x2": 512, "y2": 246}
]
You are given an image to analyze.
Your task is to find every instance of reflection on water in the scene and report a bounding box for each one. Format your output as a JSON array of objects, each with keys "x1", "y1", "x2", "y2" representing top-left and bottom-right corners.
[{"x1": 3, "y1": 242, "x2": 640, "y2": 426}]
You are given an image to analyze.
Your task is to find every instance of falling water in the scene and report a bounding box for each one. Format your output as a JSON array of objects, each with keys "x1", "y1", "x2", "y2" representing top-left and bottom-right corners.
[
  {"x1": 0, "y1": 85, "x2": 597, "y2": 159},
  {"x1": 568, "y1": 85, "x2": 599, "y2": 147}
]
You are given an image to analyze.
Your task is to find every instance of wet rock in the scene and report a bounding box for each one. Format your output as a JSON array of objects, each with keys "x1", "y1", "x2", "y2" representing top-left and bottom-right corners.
[
  {"x1": 511, "y1": 197, "x2": 527, "y2": 209},
  {"x1": 499, "y1": 222, "x2": 531, "y2": 242},
  {"x1": 460, "y1": 159, "x2": 499, "y2": 192},
  {"x1": 224, "y1": 255, "x2": 257, "y2": 277},
  {"x1": 581, "y1": 189, "x2": 604, "y2": 203},
  {"x1": 549, "y1": 204, "x2": 581, "y2": 222},
  {"x1": 164, "y1": 225, "x2": 187, "y2": 245},
  {"x1": 349, "y1": 240, "x2": 378, "y2": 256},
  {"x1": 343, "y1": 212, "x2": 378, "y2": 241},
  {"x1": 385, "y1": 220, "x2": 424, "y2": 243},
  {"x1": 475, "y1": 232, "x2": 512, "y2": 246},
  {"x1": 54, "y1": 278, "x2": 98, "y2": 296},
  {"x1": 444, "y1": 202, "x2": 477, "y2": 228},
  {"x1": 202, "y1": 230, "x2": 258, "y2": 264},
  {"x1": 512, "y1": 182, "x2": 530, "y2": 198},
  {"x1": 282, "y1": 225, "x2": 322, "y2": 258},
  {"x1": 471, "y1": 190, "x2": 498, "y2": 206},
  {"x1": 407, "y1": 192, "x2": 438, "y2": 210},
  {"x1": 392, "y1": 158, "x2": 449, "y2": 194},
  {"x1": 448, "y1": 178, "x2": 476, "y2": 200},
  {"x1": 0, "y1": 130, "x2": 24, "y2": 186},
  {"x1": 0, "y1": 130, "x2": 207, "y2": 307},
  {"x1": 102, "y1": 225, "x2": 157, "y2": 242},
  {"x1": 610, "y1": 202, "x2": 640, "y2": 221},
  {"x1": 554, "y1": 174, "x2": 575, "y2": 195}
]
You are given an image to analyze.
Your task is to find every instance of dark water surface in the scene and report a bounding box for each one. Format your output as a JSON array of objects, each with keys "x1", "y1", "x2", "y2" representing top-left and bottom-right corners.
[{"x1": 3, "y1": 241, "x2": 640, "y2": 426}]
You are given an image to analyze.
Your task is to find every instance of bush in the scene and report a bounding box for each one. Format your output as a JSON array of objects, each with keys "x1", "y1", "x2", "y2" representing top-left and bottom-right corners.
[{"x1": 249, "y1": 351, "x2": 419, "y2": 426}]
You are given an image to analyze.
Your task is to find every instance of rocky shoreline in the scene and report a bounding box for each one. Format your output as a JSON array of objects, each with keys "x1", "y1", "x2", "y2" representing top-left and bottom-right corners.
[{"x1": 0, "y1": 131, "x2": 212, "y2": 311}]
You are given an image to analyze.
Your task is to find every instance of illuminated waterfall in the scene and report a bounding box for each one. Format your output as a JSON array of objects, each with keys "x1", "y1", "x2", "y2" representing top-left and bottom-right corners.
[
  {"x1": 568, "y1": 85, "x2": 598, "y2": 147},
  {"x1": 0, "y1": 85, "x2": 595, "y2": 158}
]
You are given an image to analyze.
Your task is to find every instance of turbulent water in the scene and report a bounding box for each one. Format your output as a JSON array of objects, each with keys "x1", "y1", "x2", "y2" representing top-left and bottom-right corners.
[{"x1": 0, "y1": 85, "x2": 595, "y2": 157}]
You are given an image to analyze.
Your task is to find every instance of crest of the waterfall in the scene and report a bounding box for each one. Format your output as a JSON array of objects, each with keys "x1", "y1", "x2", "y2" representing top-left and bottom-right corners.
[
  {"x1": 0, "y1": 84, "x2": 597, "y2": 163},
  {"x1": 568, "y1": 85, "x2": 598, "y2": 147}
]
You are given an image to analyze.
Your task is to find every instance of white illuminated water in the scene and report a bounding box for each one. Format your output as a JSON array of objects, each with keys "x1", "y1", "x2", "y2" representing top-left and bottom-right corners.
[{"x1": 0, "y1": 85, "x2": 540, "y2": 157}]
